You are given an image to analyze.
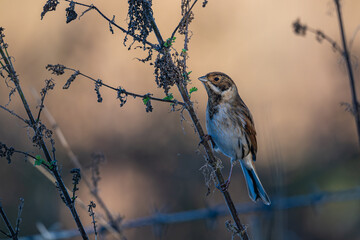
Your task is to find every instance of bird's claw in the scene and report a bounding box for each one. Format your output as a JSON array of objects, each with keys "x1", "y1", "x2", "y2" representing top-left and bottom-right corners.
[
  {"x1": 199, "y1": 134, "x2": 212, "y2": 147},
  {"x1": 216, "y1": 180, "x2": 230, "y2": 193}
]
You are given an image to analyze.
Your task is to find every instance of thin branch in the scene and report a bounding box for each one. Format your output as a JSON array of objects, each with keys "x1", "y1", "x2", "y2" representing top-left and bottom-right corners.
[
  {"x1": 170, "y1": 0, "x2": 198, "y2": 41},
  {"x1": 306, "y1": 27, "x2": 343, "y2": 53},
  {"x1": 63, "y1": 0, "x2": 158, "y2": 50},
  {"x1": 0, "y1": 105, "x2": 28, "y2": 124},
  {"x1": 0, "y1": 202, "x2": 18, "y2": 240},
  {"x1": 0, "y1": 229, "x2": 11, "y2": 238},
  {"x1": 334, "y1": 0, "x2": 360, "y2": 146},
  {"x1": 292, "y1": 19, "x2": 343, "y2": 54},
  {"x1": 19, "y1": 186, "x2": 360, "y2": 240},
  {"x1": 62, "y1": 66, "x2": 185, "y2": 106},
  {"x1": 15, "y1": 198, "x2": 24, "y2": 235},
  {"x1": 88, "y1": 202, "x2": 98, "y2": 240}
]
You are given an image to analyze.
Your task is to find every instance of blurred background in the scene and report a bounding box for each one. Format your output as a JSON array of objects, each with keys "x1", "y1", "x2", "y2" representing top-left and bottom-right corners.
[{"x1": 1, "y1": 0, "x2": 360, "y2": 239}]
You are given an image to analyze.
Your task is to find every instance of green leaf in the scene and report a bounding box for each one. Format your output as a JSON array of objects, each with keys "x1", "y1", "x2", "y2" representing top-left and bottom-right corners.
[
  {"x1": 164, "y1": 37, "x2": 177, "y2": 48},
  {"x1": 34, "y1": 155, "x2": 44, "y2": 166},
  {"x1": 143, "y1": 96, "x2": 150, "y2": 105},
  {"x1": 189, "y1": 87, "x2": 198, "y2": 95},
  {"x1": 187, "y1": 71, "x2": 192, "y2": 75},
  {"x1": 163, "y1": 93, "x2": 174, "y2": 101},
  {"x1": 182, "y1": 48, "x2": 187, "y2": 53}
]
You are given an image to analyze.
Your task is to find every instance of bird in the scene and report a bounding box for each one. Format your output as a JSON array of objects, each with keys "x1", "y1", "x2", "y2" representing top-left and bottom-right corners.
[{"x1": 198, "y1": 72, "x2": 271, "y2": 205}]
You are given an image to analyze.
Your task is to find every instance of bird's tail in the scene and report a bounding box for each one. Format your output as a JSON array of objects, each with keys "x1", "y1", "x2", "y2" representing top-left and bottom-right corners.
[{"x1": 239, "y1": 160, "x2": 271, "y2": 205}]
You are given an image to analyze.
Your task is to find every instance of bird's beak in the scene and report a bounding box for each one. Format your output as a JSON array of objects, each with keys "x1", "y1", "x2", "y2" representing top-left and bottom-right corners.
[{"x1": 198, "y1": 75, "x2": 208, "y2": 82}]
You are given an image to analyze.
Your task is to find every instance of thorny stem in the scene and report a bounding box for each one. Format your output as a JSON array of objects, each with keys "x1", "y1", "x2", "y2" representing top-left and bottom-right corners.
[
  {"x1": 63, "y1": 66, "x2": 185, "y2": 106},
  {"x1": 0, "y1": 47, "x2": 89, "y2": 240},
  {"x1": 334, "y1": 0, "x2": 360, "y2": 147}
]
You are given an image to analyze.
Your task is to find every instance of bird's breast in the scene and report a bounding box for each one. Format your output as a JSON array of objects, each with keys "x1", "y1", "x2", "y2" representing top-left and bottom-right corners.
[{"x1": 206, "y1": 103, "x2": 247, "y2": 160}]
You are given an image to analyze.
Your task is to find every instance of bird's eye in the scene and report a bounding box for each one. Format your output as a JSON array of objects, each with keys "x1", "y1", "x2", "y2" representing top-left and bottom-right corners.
[{"x1": 214, "y1": 77, "x2": 219, "y2": 81}]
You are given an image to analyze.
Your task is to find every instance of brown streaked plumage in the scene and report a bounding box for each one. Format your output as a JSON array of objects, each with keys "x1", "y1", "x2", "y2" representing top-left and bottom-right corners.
[{"x1": 199, "y1": 72, "x2": 270, "y2": 205}]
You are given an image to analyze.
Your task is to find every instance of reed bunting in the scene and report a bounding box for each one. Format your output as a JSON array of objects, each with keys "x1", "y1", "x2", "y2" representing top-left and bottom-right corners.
[{"x1": 198, "y1": 72, "x2": 270, "y2": 205}]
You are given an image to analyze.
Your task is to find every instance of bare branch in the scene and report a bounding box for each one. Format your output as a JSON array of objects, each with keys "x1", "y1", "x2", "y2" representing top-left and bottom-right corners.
[
  {"x1": 62, "y1": 0, "x2": 158, "y2": 49},
  {"x1": 47, "y1": 64, "x2": 185, "y2": 106},
  {"x1": 0, "y1": 105, "x2": 28, "y2": 124},
  {"x1": 0, "y1": 201, "x2": 18, "y2": 240},
  {"x1": 15, "y1": 198, "x2": 24, "y2": 235},
  {"x1": 170, "y1": 0, "x2": 198, "y2": 41},
  {"x1": 292, "y1": 19, "x2": 343, "y2": 54}
]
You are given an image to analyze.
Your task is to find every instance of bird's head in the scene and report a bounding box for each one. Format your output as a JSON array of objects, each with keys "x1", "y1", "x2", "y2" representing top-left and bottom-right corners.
[{"x1": 198, "y1": 72, "x2": 238, "y2": 101}]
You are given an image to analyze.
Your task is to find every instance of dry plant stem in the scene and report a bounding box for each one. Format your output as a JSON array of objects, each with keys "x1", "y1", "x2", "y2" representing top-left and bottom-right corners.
[
  {"x1": 306, "y1": 27, "x2": 343, "y2": 53},
  {"x1": 0, "y1": 204, "x2": 17, "y2": 240},
  {"x1": 0, "y1": 49, "x2": 89, "y2": 240},
  {"x1": 170, "y1": 0, "x2": 198, "y2": 41},
  {"x1": 334, "y1": 0, "x2": 360, "y2": 146},
  {"x1": 0, "y1": 105, "x2": 27, "y2": 123},
  {"x1": 63, "y1": 67, "x2": 185, "y2": 106},
  {"x1": 63, "y1": 0, "x2": 158, "y2": 49}
]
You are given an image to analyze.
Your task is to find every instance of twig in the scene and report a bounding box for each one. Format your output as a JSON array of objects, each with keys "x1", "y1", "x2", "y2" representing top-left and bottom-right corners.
[
  {"x1": 19, "y1": 186, "x2": 360, "y2": 240},
  {"x1": 334, "y1": 0, "x2": 360, "y2": 146},
  {"x1": 15, "y1": 198, "x2": 24, "y2": 236},
  {"x1": 0, "y1": 202, "x2": 18, "y2": 240},
  {"x1": 88, "y1": 202, "x2": 98, "y2": 240},
  {"x1": 63, "y1": 0, "x2": 158, "y2": 50},
  {"x1": 292, "y1": 19, "x2": 343, "y2": 53},
  {"x1": 306, "y1": 27, "x2": 343, "y2": 53},
  {"x1": 0, "y1": 105, "x2": 28, "y2": 124},
  {"x1": 170, "y1": 0, "x2": 198, "y2": 41},
  {"x1": 60, "y1": 66, "x2": 185, "y2": 106}
]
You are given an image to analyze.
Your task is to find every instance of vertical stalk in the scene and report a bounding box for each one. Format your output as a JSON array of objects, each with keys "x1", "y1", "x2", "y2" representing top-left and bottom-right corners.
[{"x1": 334, "y1": 0, "x2": 360, "y2": 146}]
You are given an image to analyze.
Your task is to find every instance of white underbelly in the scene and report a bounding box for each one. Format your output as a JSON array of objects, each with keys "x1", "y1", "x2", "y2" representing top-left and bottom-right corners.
[{"x1": 206, "y1": 105, "x2": 246, "y2": 160}]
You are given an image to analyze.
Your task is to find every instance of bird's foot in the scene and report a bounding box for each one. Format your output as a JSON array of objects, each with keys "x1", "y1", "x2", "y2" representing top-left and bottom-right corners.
[
  {"x1": 216, "y1": 179, "x2": 230, "y2": 193},
  {"x1": 199, "y1": 134, "x2": 212, "y2": 146}
]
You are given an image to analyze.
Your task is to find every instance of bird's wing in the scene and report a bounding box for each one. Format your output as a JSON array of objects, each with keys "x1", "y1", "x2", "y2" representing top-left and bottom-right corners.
[
  {"x1": 237, "y1": 97, "x2": 257, "y2": 160},
  {"x1": 244, "y1": 116, "x2": 257, "y2": 161}
]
